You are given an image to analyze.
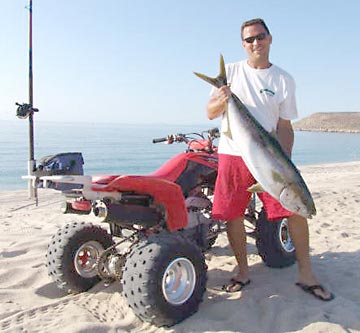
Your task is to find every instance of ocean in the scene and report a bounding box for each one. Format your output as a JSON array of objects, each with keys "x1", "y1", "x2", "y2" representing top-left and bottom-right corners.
[{"x1": 1, "y1": 120, "x2": 359, "y2": 191}]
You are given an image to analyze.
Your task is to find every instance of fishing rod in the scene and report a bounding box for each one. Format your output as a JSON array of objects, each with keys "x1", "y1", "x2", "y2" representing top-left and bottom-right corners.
[{"x1": 16, "y1": 0, "x2": 39, "y2": 200}]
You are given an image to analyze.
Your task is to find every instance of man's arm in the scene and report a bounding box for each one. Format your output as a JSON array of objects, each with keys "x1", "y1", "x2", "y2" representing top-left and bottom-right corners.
[{"x1": 276, "y1": 118, "x2": 294, "y2": 158}]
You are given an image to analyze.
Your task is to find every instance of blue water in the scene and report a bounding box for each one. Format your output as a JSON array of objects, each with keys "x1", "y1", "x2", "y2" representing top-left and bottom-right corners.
[{"x1": 1, "y1": 120, "x2": 359, "y2": 191}]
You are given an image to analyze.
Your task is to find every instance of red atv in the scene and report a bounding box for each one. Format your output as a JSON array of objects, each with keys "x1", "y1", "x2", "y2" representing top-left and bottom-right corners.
[{"x1": 42, "y1": 128, "x2": 295, "y2": 327}]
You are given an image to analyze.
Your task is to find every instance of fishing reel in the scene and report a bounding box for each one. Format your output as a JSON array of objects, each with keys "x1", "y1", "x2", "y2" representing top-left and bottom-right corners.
[{"x1": 15, "y1": 102, "x2": 39, "y2": 119}]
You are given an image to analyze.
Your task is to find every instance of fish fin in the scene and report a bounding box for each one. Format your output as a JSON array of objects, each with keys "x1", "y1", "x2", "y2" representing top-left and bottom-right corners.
[
  {"x1": 194, "y1": 54, "x2": 227, "y2": 88},
  {"x1": 222, "y1": 107, "x2": 233, "y2": 139},
  {"x1": 269, "y1": 130, "x2": 277, "y2": 138},
  {"x1": 247, "y1": 183, "x2": 264, "y2": 193},
  {"x1": 272, "y1": 171, "x2": 284, "y2": 183}
]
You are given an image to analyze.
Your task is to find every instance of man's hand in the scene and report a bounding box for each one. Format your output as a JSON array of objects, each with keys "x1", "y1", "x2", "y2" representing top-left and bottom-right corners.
[
  {"x1": 216, "y1": 85, "x2": 231, "y2": 104},
  {"x1": 206, "y1": 85, "x2": 231, "y2": 120}
]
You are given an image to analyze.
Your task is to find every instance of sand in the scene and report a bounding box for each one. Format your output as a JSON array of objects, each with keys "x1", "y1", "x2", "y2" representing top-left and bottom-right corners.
[{"x1": 0, "y1": 161, "x2": 360, "y2": 333}]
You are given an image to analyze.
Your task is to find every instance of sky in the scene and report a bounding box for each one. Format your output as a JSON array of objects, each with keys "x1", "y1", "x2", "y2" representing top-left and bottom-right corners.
[{"x1": 1, "y1": 0, "x2": 360, "y2": 126}]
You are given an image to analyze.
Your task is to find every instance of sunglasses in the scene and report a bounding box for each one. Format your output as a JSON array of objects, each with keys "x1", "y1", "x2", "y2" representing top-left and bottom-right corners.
[{"x1": 243, "y1": 32, "x2": 268, "y2": 44}]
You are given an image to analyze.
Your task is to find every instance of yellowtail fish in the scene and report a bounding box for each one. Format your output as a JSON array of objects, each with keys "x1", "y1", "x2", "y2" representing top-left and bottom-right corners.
[{"x1": 194, "y1": 55, "x2": 316, "y2": 218}]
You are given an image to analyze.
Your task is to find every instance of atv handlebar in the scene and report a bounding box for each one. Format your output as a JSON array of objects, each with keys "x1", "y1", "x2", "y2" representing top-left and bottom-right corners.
[
  {"x1": 152, "y1": 128, "x2": 220, "y2": 153},
  {"x1": 152, "y1": 137, "x2": 168, "y2": 144},
  {"x1": 152, "y1": 134, "x2": 184, "y2": 145}
]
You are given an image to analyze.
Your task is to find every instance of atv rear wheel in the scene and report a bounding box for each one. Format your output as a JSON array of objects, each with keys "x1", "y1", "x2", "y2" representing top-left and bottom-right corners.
[
  {"x1": 256, "y1": 209, "x2": 296, "y2": 268},
  {"x1": 46, "y1": 222, "x2": 114, "y2": 293},
  {"x1": 122, "y1": 233, "x2": 207, "y2": 327}
]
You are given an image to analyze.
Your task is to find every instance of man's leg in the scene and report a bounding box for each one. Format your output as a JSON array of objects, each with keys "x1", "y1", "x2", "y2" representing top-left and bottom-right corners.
[
  {"x1": 226, "y1": 217, "x2": 250, "y2": 284},
  {"x1": 288, "y1": 214, "x2": 333, "y2": 299},
  {"x1": 212, "y1": 155, "x2": 254, "y2": 291}
]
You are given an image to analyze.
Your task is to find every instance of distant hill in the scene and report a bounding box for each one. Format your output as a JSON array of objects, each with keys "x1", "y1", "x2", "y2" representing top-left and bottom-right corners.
[{"x1": 293, "y1": 112, "x2": 360, "y2": 133}]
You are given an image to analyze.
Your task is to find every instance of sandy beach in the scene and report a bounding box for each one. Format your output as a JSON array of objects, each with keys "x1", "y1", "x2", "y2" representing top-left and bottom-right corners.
[{"x1": 0, "y1": 161, "x2": 359, "y2": 333}]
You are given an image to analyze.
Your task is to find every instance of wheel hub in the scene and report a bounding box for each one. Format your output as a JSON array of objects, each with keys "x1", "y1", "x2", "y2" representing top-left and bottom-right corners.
[
  {"x1": 74, "y1": 241, "x2": 104, "y2": 278},
  {"x1": 162, "y1": 258, "x2": 196, "y2": 305},
  {"x1": 279, "y1": 219, "x2": 294, "y2": 253}
]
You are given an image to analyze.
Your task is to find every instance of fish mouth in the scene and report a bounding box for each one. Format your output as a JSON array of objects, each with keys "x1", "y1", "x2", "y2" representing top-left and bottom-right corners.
[
  {"x1": 295, "y1": 210, "x2": 315, "y2": 219},
  {"x1": 309, "y1": 206, "x2": 317, "y2": 218},
  {"x1": 300, "y1": 205, "x2": 317, "y2": 219}
]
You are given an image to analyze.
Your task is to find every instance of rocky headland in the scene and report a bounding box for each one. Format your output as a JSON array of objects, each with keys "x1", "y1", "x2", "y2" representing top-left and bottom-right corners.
[{"x1": 293, "y1": 112, "x2": 360, "y2": 133}]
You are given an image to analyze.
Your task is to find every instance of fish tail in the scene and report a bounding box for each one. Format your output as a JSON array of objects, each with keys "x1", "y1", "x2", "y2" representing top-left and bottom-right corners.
[{"x1": 194, "y1": 54, "x2": 227, "y2": 88}]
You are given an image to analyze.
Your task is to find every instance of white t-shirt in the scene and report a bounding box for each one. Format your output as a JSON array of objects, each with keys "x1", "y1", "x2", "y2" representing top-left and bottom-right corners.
[{"x1": 211, "y1": 60, "x2": 298, "y2": 156}]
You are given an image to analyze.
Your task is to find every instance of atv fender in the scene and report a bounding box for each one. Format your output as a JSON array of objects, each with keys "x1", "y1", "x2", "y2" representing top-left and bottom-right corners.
[{"x1": 93, "y1": 175, "x2": 187, "y2": 231}]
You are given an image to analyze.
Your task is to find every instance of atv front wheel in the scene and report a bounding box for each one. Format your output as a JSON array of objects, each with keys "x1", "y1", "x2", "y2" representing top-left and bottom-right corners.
[
  {"x1": 122, "y1": 233, "x2": 207, "y2": 327},
  {"x1": 256, "y1": 209, "x2": 296, "y2": 268},
  {"x1": 46, "y1": 222, "x2": 114, "y2": 293}
]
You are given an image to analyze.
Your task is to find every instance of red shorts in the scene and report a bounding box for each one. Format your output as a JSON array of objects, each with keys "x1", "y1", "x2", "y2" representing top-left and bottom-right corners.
[{"x1": 212, "y1": 154, "x2": 294, "y2": 222}]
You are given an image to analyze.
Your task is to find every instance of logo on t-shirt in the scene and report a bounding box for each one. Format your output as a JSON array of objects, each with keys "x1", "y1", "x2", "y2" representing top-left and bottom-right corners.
[{"x1": 260, "y1": 88, "x2": 275, "y2": 97}]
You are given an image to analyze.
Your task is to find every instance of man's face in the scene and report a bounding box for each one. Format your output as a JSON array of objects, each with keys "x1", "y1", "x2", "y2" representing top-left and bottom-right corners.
[{"x1": 242, "y1": 24, "x2": 272, "y2": 62}]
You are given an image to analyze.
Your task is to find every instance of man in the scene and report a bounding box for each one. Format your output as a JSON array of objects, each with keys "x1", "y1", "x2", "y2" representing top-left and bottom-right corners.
[{"x1": 207, "y1": 18, "x2": 334, "y2": 301}]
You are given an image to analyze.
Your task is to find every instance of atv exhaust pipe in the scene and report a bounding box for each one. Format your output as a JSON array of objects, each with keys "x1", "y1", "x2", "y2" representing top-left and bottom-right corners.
[
  {"x1": 93, "y1": 205, "x2": 107, "y2": 218},
  {"x1": 94, "y1": 203, "x2": 161, "y2": 228}
]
